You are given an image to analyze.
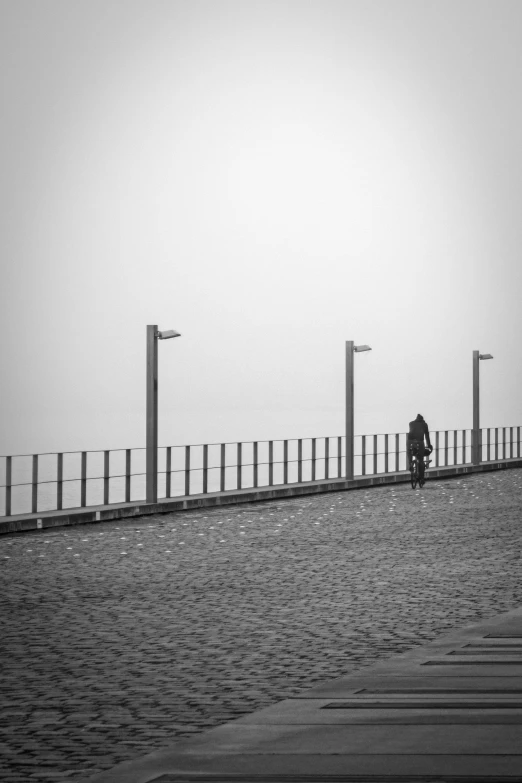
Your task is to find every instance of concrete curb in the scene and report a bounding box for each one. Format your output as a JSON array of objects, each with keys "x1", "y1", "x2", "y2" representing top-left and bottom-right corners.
[{"x1": 2, "y1": 458, "x2": 521, "y2": 536}]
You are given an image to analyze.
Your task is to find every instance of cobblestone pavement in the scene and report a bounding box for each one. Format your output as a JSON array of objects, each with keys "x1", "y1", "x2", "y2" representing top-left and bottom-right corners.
[{"x1": 1, "y1": 469, "x2": 521, "y2": 781}]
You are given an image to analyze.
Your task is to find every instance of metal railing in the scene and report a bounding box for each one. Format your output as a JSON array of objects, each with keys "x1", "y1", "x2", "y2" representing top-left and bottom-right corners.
[{"x1": 1, "y1": 427, "x2": 520, "y2": 517}]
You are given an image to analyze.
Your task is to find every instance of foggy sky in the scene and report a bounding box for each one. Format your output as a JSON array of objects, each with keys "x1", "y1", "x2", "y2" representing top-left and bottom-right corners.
[{"x1": 1, "y1": 0, "x2": 522, "y2": 454}]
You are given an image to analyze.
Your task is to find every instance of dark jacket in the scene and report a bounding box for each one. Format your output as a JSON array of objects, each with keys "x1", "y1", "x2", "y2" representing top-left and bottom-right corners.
[{"x1": 408, "y1": 416, "x2": 432, "y2": 449}]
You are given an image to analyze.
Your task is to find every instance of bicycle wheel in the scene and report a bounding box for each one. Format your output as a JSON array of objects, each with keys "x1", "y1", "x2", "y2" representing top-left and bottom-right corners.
[{"x1": 410, "y1": 462, "x2": 417, "y2": 489}]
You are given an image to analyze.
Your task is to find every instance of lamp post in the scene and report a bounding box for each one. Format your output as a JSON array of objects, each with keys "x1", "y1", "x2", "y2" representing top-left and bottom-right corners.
[
  {"x1": 146, "y1": 325, "x2": 181, "y2": 503},
  {"x1": 346, "y1": 341, "x2": 372, "y2": 480},
  {"x1": 472, "y1": 350, "x2": 493, "y2": 467}
]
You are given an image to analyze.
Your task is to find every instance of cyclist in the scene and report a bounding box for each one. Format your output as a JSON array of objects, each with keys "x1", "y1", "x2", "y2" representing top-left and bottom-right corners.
[{"x1": 407, "y1": 414, "x2": 433, "y2": 480}]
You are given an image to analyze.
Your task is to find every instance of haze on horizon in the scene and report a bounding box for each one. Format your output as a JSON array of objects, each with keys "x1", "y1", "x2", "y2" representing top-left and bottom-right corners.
[{"x1": 1, "y1": 0, "x2": 522, "y2": 455}]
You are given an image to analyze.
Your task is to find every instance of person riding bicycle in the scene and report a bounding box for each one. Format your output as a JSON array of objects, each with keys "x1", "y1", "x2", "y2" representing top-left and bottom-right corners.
[{"x1": 407, "y1": 414, "x2": 433, "y2": 478}]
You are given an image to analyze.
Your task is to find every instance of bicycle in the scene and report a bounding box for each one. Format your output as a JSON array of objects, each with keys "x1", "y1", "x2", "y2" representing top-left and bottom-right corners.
[{"x1": 409, "y1": 443, "x2": 431, "y2": 489}]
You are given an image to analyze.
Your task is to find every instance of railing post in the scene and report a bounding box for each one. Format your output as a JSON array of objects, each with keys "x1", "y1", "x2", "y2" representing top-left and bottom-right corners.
[
  {"x1": 444, "y1": 431, "x2": 448, "y2": 467},
  {"x1": 373, "y1": 434, "x2": 378, "y2": 475},
  {"x1": 495, "y1": 428, "x2": 498, "y2": 460},
  {"x1": 220, "y1": 443, "x2": 225, "y2": 492},
  {"x1": 253, "y1": 442, "x2": 258, "y2": 488},
  {"x1": 298, "y1": 439, "x2": 303, "y2": 483},
  {"x1": 269, "y1": 441, "x2": 274, "y2": 485},
  {"x1": 337, "y1": 436, "x2": 342, "y2": 478},
  {"x1": 32, "y1": 454, "x2": 38, "y2": 514},
  {"x1": 510, "y1": 427, "x2": 514, "y2": 459},
  {"x1": 453, "y1": 430, "x2": 457, "y2": 466},
  {"x1": 395, "y1": 433, "x2": 399, "y2": 472},
  {"x1": 361, "y1": 435, "x2": 366, "y2": 476},
  {"x1": 503, "y1": 427, "x2": 507, "y2": 459},
  {"x1": 203, "y1": 445, "x2": 208, "y2": 494},
  {"x1": 435, "y1": 432, "x2": 439, "y2": 467},
  {"x1": 384, "y1": 434, "x2": 389, "y2": 474},
  {"x1": 283, "y1": 440, "x2": 289, "y2": 484},
  {"x1": 5, "y1": 456, "x2": 11, "y2": 516},
  {"x1": 57, "y1": 453, "x2": 63, "y2": 511},
  {"x1": 311, "y1": 438, "x2": 316, "y2": 481},
  {"x1": 125, "y1": 449, "x2": 131, "y2": 502},
  {"x1": 324, "y1": 438, "x2": 329, "y2": 480},
  {"x1": 486, "y1": 429, "x2": 490, "y2": 462},
  {"x1": 462, "y1": 430, "x2": 466, "y2": 464},
  {"x1": 237, "y1": 442, "x2": 242, "y2": 490},
  {"x1": 146, "y1": 324, "x2": 158, "y2": 503},
  {"x1": 518, "y1": 427, "x2": 521, "y2": 459},
  {"x1": 185, "y1": 445, "x2": 190, "y2": 496},
  {"x1": 103, "y1": 450, "x2": 110, "y2": 505},
  {"x1": 165, "y1": 447, "x2": 172, "y2": 498},
  {"x1": 81, "y1": 451, "x2": 87, "y2": 507}
]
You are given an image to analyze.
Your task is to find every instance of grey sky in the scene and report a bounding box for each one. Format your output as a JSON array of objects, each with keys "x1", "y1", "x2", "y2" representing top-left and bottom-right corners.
[{"x1": 1, "y1": 0, "x2": 521, "y2": 454}]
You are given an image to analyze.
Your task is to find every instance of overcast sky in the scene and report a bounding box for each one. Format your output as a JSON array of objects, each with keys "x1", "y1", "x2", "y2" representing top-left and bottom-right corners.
[{"x1": 1, "y1": 0, "x2": 521, "y2": 454}]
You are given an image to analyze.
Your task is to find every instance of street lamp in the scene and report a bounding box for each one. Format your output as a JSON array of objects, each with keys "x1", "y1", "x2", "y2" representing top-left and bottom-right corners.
[
  {"x1": 146, "y1": 324, "x2": 181, "y2": 503},
  {"x1": 472, "y1": 350, "x2": 493, "y2": 467},
  {"x1": 346, "y1": 341, "x2": 372, "y2": 480}
]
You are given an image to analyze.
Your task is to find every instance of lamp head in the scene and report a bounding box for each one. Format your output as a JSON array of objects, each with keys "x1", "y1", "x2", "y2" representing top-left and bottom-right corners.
[
  {"x1": 157, "y1": 329, "x2": 181, "y2": 340},
  {"x1": 354, "y1": 344, "x2": 372, "y2": 352},
  {"x1": 479, "y1": 353, "x2": 493, "y2": 360}
]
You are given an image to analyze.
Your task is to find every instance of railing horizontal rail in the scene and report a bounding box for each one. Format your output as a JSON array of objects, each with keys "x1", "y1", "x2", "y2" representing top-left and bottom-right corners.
[
  {"x1": 3, "y1": 428, "x2": 521, "y2": 460},
  {"x1": 0, "y1": 448, "x2": 147, "y2": 458},
  {"x1": 0, "y1": 473, "x2": 147, "y2": 489},
  {"x1": 0, "y1": 435, "x2": 403, "y2": 458}
]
